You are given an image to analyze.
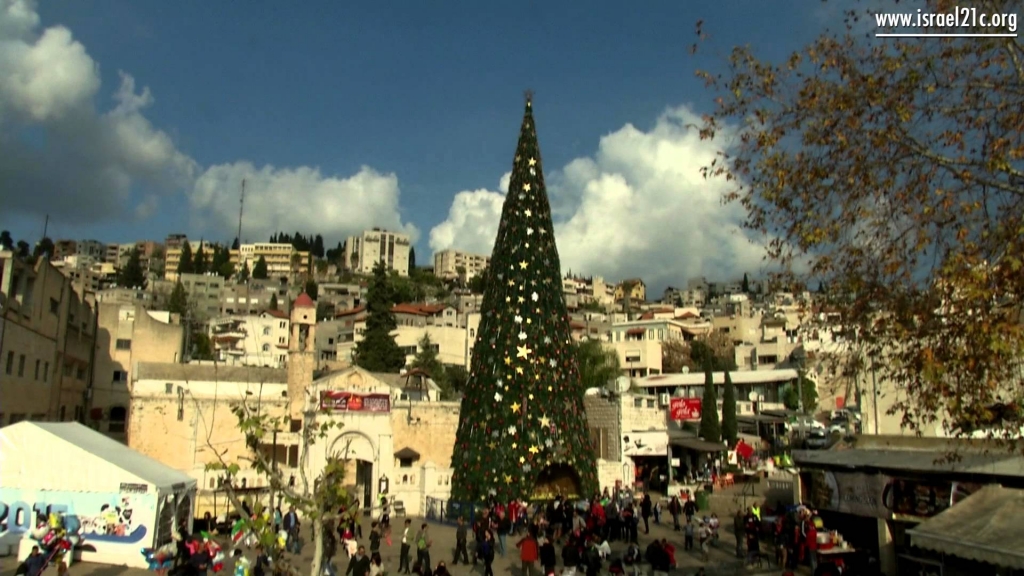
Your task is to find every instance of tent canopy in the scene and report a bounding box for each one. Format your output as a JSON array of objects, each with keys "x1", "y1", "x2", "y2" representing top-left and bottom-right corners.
[
  {"x1": 907, "y1": 484, "x2": 1024, "y2": 570},
  {"x1": 0, "y1": 421, "x2": 196, "y2": 493}
]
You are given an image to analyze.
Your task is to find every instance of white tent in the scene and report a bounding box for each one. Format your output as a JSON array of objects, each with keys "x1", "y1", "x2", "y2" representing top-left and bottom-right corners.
[{"x1": 0, "y1": 421, "x2": 197, "y2": 568}]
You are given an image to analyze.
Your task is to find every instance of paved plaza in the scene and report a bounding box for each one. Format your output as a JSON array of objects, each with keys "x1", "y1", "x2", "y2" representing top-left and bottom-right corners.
[{"x1": 1, "y1": 491, "x2": 789, "y2": 576}]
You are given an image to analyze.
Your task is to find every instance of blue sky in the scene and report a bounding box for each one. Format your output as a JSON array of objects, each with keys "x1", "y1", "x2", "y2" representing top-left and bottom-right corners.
[{"x1": 0, "y1": 0, "x2": 836, "y2": 289}]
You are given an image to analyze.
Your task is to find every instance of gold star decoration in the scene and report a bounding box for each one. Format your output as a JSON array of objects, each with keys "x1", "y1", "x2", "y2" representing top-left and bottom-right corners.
[
  {"x1": 520, "y1": 456, "x2": 526, "y2": 464},
  {"x1": 504, "y1": 474, "x2": 513, "y2": 484},
  {"x1": 488, "y1": 441, "x2": 497, "y2": 449},
  {"x1": 519, "y1": 260, "x2": 529, "y2": 269},
  {"x1": 529, "y1": 394, "x2": 535, "y2": 400},
  {"x1": 534, "y1": 373, "x2": 541, "y2": 380},
  {"x1": 518, "y1": 296, "x2": 525, "y2": 303},
  {"x1": 529, "y1": 445, "x2": 540, "y2": 454},
  {"x1": 526, "y1": 318, "x2": 532, "y2": 324},
  {"x1": 523, "y1": 183, "x2": 532, "y2": 192},
  {"x1": 504, "y1": 356, "x2": 512, "y2": 365},
  {"x1": 539, "y1": 416, "x2": 551, "y2": 427},
  {"x1": 524, "y1": 209, "x2": 532, "y2": 217},
  {"x1": 508, "y1": 279, "x2": 515, "y2": 286},
  {"x1": 517, "y1": 345, "x2": 533, "y2": 359},
  {"x1": 512, "y1": 442, "x2": 518, "y2": 449},
  {"x1": 511, "y1": 401, "x2": 521, "y2": 413},
  {"x1": 529, "y1": 157, "x2": 537, "y2": 166},
  {"x1": 506, "y1": 296, "x2": 511, "y2": 302},
  {"x1": 515, "y1": 366, "x2": 524, "y2": 375}
]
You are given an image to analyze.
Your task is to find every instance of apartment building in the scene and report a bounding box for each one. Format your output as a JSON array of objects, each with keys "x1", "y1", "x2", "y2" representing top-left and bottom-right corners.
[
  {"x1": 614, "y1": 278, "x2": 647, "y2": 305},
  {"x1": 563, "y1": 275, "x2": 617, "y2": 307},
  {"x1": 220, "y1": 280, "x2": 287, "y2": 316},
  {"x1": 95, "y1": 287, "x2": 156, "y2": 309},
  {"x1": 326, "y1": 303, "x2": 480, "y2": 369},
  {"x1": 164, "y1": 233, "x2": 188, "y2": 250},
  {"x1": 76, "y1": 240, "x2": 107, "y2": 261},
  {"x1": 432, "y1": 249, "x2": 490, "y2": 281},
  {"x1": 607, "y1": 312, "x2": 713, "y2": 377},
  {"x1": 661, "y1": 286, "x2": 707, "y2": 308},
  {"x1": 208, "y1": 311, "x2": 290, "y2": 368},
  {"x1": 343, "y1": 228, "x2": 411, "y2": 277},
  {"x1": 105, "y1": 243, "x2": 136, "y2": 267},
  {"x1": 178, "y1": 273, "x2": 226, "y2": 319},
  {"x1": 163, "y1": 240, "x2": 202, "y2": 281},
  {"x1": 58, "y1": 259, "x2": 117, "y2": 295},
  {"x1": 0, "y1": 251, "x2": 96, "y2": 426},
  {"x1": 53, "y1": 240, "x2": 77, "y2": 260},
  {"x1": 91, "y1": 303, "x2": 184, "y2": 440},
  {"x1": 229, "y1": 242, "x2": 311, "y2": 281}
]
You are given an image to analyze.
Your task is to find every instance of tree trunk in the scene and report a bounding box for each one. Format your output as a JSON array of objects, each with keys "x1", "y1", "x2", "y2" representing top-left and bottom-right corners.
[{"x1": 309, "y1": 523, "x2": 324, "y2": 576}]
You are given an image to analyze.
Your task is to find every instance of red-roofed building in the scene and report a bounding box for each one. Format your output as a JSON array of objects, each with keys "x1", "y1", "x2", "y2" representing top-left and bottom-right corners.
[{"x1": 293, "y1": 292, "x2": 315, "y2": 309}]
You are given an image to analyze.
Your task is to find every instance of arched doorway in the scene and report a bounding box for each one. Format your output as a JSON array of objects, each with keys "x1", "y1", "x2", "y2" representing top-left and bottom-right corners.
[{"x1": 330, "y1": 432, "x2": 376, "y2": 512}]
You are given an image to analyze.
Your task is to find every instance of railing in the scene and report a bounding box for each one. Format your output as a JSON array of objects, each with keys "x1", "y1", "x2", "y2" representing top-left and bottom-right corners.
[{"x1": 424, "y1": 497, "x2": 487, "y2": 526}]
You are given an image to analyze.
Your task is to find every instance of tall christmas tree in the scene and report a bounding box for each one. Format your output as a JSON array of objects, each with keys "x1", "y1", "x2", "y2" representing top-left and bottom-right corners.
[{"x1": 450, "y1": 94, "x2": 598, "y2": 503}]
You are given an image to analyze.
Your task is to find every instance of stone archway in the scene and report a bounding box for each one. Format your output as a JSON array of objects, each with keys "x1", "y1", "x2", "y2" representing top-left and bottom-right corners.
[{"x1": 330, "y1": 431, "x2": 377, "y2": 511}]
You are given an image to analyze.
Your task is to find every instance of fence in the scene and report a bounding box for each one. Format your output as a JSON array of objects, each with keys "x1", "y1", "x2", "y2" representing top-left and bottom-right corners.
[{"x1": 424, "y1": 497, "x2": 488, "y2": 526}]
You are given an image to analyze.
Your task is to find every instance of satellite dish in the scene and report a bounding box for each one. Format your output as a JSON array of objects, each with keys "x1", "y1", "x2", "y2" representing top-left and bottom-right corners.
[
  {"x1": 748, "y1": 391, "x2": 760, "y2": 402},
  {"x1": 681, "y1": 366, "x2": 690, "y2": 374},
  {"x1": 614, "y1": 376, "x2": 631, "y2": 393}
]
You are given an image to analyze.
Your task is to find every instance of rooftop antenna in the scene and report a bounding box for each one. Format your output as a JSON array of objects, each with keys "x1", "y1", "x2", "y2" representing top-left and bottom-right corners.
[{"x1": 237, "y1": 179, "x2": 246, "y2": 246}]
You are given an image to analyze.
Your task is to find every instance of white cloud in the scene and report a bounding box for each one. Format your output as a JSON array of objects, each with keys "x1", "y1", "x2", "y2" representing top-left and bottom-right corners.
[
  {"x1": 190, "y1": 163, "x2": 419, "y2": 246},
  {"x1": 429, "y1": 106, "x2": 766, "y2": 290},
  {"x1": 0, "y1": 0, "x2": 416, "y2": 243},
  {"x1": 0, "y1": 0, "x2": 197, "y2": 222}
]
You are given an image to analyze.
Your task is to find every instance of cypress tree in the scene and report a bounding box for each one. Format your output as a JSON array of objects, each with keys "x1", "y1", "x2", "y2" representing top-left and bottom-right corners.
[
  {"x1": 699, "y1": 361, "x2": 722, "y2": 442},
  {"x1": 353, "y1": 261, "x2": 405, "y2": 372},
  {"x1": 721, "y1": 370, "x2": 738, "y2": 446},
  {"x1": 450, "y1": 95, "x2": 598, "y2": 502}
]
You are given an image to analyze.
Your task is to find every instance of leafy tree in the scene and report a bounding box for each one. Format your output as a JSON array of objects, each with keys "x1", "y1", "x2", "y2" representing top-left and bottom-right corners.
[
  {"x1": 576, "y1": 339, "x2": 621, "y2": 391},
  {"x1": 33, "y1": 237, "x2": 54, "y2": 260},
  {"x1": 269, "y1": 293, "x2": 279, "y2": 311},
  {"x1": 741, "y1": 273, "x2": 750, "y2": 294},
  {"x1": 312, "y1": 234, "x2": 325, "y2": 259},
  {"x1": 177, "y1": 242, "x2": 194, "y2": 275},
  {"x1": 15, "y1": 241, "x2": 29, "y2": 259},
  {"x1": 466, "y1": 266, "x2": 489, "y2": 294},
  {"x1": 721, "y1": 370, "x2": 738, "y2": 446},
  {"x1": 239, "y1": 263, "x2": 250, "y2": 282},
  {"x1": 689, "y1": 337, "x2": 737, "y2": 372},
  {"x1": 390, "y1": 274, "x2": 426, "y2": 304},
  {"x1": 211, "y1": 245, "x2": 233, "y2": 279},
  {"x1": 304, "y1": 279, "x2": 319, "y2": 301},
  {"x1": 661, "y1": 340, "x2": 692, "y2": 374},
  {"x1": 191, "y1": 332, "x2": 214, "y2": 361},
  {"x1": 699, "y1": 361, "x2": 721, "y2": 442},
  {"x1": 252, "y1": 255, "x2": 269, "y2": 279},
  {"x1": 167, "y1": 282, "x2": 189, "y2": 316},
  {"x1": 782, "y1": 385, "x2": 801, "y2": 412},
  {"x1": 445, "y1": 364, "x2": 469, "y2": 394},
  {"x1": 411, "y1": 334, "x2": 452, "y2": 399},
  {"x1": 193, "y1": 243, "x2": 208, "y2": 275},
  {"x1": 201, "y1": 399, "x2": 357, "y2": 576},
  {"x1": 0, "y1": 230, "x2": 12, "y2": 250},
  {"x1": 800, "y1": 376, "x2": 819, "y2": 415},
  {"x1": 451, "y1": 97, "x2": 598, "y2": 502},
  {"x1": 695, "y1": 3, "x2": 1024, "y2": 438},
  {"x1": 353, "y1": 261, "x2": 405, "y2": 372},
  {"x1": 117, "y1": 248, "x2": 148, "y2": 289},
  {"x1": 408, "y1": 246, "x2": 416, "y2": 272}
]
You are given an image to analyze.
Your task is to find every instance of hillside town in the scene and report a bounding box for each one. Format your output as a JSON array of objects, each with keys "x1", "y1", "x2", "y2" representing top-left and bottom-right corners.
[{"x1": 2, "y1": 2, "x2": 1023, "y2": 576}]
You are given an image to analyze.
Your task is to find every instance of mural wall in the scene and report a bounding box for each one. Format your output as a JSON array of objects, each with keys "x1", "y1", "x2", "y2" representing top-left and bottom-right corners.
[{"x1": 0, "y1": 488, "x2": 157, "y2": 561}]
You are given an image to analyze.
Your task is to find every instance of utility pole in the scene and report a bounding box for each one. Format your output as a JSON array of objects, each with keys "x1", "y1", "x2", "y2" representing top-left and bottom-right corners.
[{"x1": 237, "y1": 179, "x2": 245, "y2": 246}]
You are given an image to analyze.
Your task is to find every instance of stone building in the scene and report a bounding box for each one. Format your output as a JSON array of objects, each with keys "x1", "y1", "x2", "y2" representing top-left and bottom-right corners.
[
  {"x1": 90, "y1": 303, "x2": 184, "y2": 439},
  {"x1": 0, "y1": 251, "x2": 96, "y2": 425}
]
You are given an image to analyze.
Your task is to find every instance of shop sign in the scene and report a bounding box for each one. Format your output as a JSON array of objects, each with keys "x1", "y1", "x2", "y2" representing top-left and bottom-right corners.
[
  {"x1": 622, "y1": 431, "x2": 669, "y2": 457},
  {"x1": 319, "y1": 391, "x2": 391, "y2": 412},
  {"x1": 669, "y1": 398, "x2": 701, "y2": 421},
  {"x1": 118, "y1": 483, "x2": 149, "y2": 494},
  {"x1": 807, "y1": 471, "x2": 985, "y2": 519}
]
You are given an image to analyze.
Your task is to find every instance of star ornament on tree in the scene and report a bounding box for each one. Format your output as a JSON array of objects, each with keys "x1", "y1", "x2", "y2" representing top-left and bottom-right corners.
[{"x1": 516, "y1": 345, "x2": 533, "y2": 359}]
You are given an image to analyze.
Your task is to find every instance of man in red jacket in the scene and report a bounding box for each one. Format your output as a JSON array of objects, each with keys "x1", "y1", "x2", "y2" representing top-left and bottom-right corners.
[{"x1": 517, "y1": 526, "x2": 540, "y2": 576}]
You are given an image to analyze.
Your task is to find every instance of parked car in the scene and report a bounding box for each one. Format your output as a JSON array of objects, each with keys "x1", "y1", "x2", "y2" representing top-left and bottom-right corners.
[{"x1": 803, "y1": 428, "x2": 831, "y2": 449}]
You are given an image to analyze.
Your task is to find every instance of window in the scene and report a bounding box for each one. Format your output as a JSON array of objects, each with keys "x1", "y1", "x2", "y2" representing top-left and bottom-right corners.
[
  {"x1": 5, "y1": 351, "x2": 13, "y2": 374},
  {"x1": 34, "y1": 359, "x2": 40, "y2": 380},
  {"x1": 287, "y1": 445, "x2": 300, "y2": 467},
  {"x1": 115, "y1": 339, "x2": 132, "y2": 350},
  {"x1": 17, "y1": 354, "x2": 25, "y2": 377},
  {"x1": 30, "y1": 413, "x2": 46, "y2": 421},
  {"x1": 76, "y1": 366, "x2": 85, "y2": 380},
  {"x1": 263, "y1": 327, "x2": 271, "y2": 336},
  {"x1": 262, "y1": 343, "x2": 270, "y2": 352},
  {"x1": 59, "y1": 406, "x2": 66, "y2": 420},
  {"x1": 165, "y1": 383, "x2": 174, "y2": 393},
  {"x1": 43, "y1": 362, "x2": 49, "y2": 381},
  {"x1": 278, "y1": 337, "x2": 285, "y2": 345},
  {"x1": 279, "y1": 322, "x2": 286, "y2": 329},
  {"x1": 399, "y1": 458, "x2": 414, "y2": 468},
  {"x1": 113, "y1": 370, "x2": 126, "y2": 382},
  {"x1": 108, "y1": 406, "x2": 127, "y2": 433},
  {"x1": 74, "y1": 405, "x2": 83, "y2": 422},
  {"x1": 49, "y1": 298, "x2": 59, "y2": 314}
]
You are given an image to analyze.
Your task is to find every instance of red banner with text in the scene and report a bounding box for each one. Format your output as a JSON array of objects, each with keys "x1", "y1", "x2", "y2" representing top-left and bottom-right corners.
[
  {"x1": 669, "y1": 398, "x2": 702, "y2": 421},
  {"x1": 319, "y1": 391, "x2": 391, "y2": 413}
]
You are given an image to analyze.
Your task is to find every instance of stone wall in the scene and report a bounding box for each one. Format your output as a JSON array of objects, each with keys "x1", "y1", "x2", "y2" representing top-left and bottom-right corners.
[{"x1": 390, "y1": 401, "x2": 461, "y2": 467}]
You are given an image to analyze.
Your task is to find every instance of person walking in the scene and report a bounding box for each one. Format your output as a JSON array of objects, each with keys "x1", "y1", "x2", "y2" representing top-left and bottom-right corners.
[
  {"x1": 480, "y1": 531, "x2": 496, "y2": 576},
  {"x1": 516, "y1": 526, "x2": 540, "y2": 576},
  {"x1": 283, "y1": 506, "x2": 301, "y2": 554},
  {"x1": 399, "y1": 519, "x2": 413, "y2": 574},
  {"x1": 453, "y1": 517, "x2": 470, "y2": 565},
  {"x1": 640, "y1": 494, "x2": 652, "y2": 535}
]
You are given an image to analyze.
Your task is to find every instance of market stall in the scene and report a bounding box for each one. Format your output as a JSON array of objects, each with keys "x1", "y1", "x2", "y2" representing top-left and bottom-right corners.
[{"x1": 0, "y1": 421, "x2": 197, "y2": 568}]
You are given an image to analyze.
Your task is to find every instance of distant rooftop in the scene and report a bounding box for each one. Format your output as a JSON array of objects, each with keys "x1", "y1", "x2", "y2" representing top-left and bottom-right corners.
[{"x1": 135, "y1": 362, "x2": 287, "y2": 383}]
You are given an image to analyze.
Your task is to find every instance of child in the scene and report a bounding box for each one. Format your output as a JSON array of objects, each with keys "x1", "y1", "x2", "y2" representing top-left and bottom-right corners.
[{"x1": 232, "y1": 549, "x2": 250, "y2": 576}]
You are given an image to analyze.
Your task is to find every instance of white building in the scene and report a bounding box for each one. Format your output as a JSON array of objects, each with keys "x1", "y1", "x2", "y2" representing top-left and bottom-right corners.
[
  {"x1": 208, "y1": 311, "x2": 291, "y2": 368},
  {"x1": 432, "y1": 249, "x2": 490, "y2": 281},
  {"x1": 343, "y1": 229, "x2": 411, "y2": 277}
]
